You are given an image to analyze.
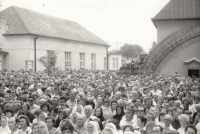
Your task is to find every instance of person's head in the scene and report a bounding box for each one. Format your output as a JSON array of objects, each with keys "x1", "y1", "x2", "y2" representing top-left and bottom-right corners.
[
  {"x1": 123, "y1": 125, "x2": 134, "y2": 133},
  {"x1": 8, "y1": 117, "x2": 19, "y2": 131},
  {"x1": 164, "y1": 114, "x2": 173, "y2": 127},
  {"x1": 167, "y1": 130, "x2": 180, "y2": 134},
  {"x1": 116, "y1": 106, "x2": 124, "y2": 115},
  {"x1": 145, "y1": 97, "x2": 152, "y2": 107},
  {"x1": 84, "y1": 105, "x2": 93, "y2": 118},
  {"x1": 94, "y1": 107, "x2": 103, "y2": 117},
  {"x1": 103, "y1": 101, "x2": 109, "y2": 108},
  {"x1": 185, "y1": 125, "x2": 197, "y2": 134},
  {"x1": 135, "y1": 98, "x2": 143, "y2": 106},
  {"x1": 102, "y1": 128, "x2": 114, "y2": 134},
  {"x1": 61, "y1": 121, "x2": 74, "y2": 134},
  {"x1": 12, "y1": 101, "x2": 21, "y2": 112},
  {"x1": 175, "y1": 107, "x2": 184, "y2": 118},
  {"x1": 137, "y1": 106, "x2": 146, "y2": 116},
  {"x1": 4, "y1": 109, "x2": 14, "y2": 118},
  {"x1": 195, "y1": 104, "x2": 200, "y2": 114},
  {"x1": 19, "y1": 115, "x2": 30, "y2": 128},
  {"x1": 39, "y1": 112, "x2": 47, "y2": 122},
  {"x1": 125, "y1": 108, "x2": 134, "y2": 119},
  {"x1": 21, "y1": 103, "x2": 30, "y2": 113},
  {"x1": 76, "y1": 114, "x2": 86, "y2": 126},
  {"x1": 32, "y1": 123, "x2": 38, "y2": 134},
  {"x1": 146, "y1": 121, "x2": 155, "y2": 134},
  {"x1": 103, "y1": 111, "x2": 112, "y2": 121},
  {"x1": 111, "y1": 100, "x2": 118, "y2": 110},
  {"x1": 60, "y1": 96, "x2": 67, "y2": 104},
  {"x1": 45, "y1": 116, "x2": 55, "y2": 128},
  {"x1": 147, "y1": 112, "x2": 155, "y2": 122},
  {"x1": 1, "y1": 116, "x2": 8, "y2": 128},
  {"x1": 40, "y1": 102, "x2": 51, "y2": 112},
  {"x1": 87, "y1": 121, "x2": 98, "y2": 134},
  {"x1": 33, "y1": 109, "x2": 42, "y2": 119},
  {"x1": 158, "y1": 112, "x2": 166, "y2": 122},
  {"x1": 97, "y1": 96, "x2": 104, "y2": 106},
  {"x1": 137, "y1": 115, "x2": 147, "y2": 127},
  {"x1": 37, "y1": 121, "x2": 48, "y2": 134},
  {"x1": 58, "y1": 109, "x2": 68, "y2": 120},
  {"x1": 52, "y1": 97, "x2": 59, "y2": 106},
  {"x1": 152, "y1": 125, "x2": 163, "y2": 134},
  {"x1": 178, "y1": 114, "x2": 189, "y2": 128},
  {"x1": 28, "y1": 96, "x2": 35, "y2": 105}
]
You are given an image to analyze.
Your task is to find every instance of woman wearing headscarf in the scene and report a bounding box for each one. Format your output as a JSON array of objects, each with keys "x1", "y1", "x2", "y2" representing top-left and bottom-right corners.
[
  {"x1": 70, "y1": 105, "x2": 85, "y2": 116},
  {"x1": 94, "y1": 107, "x2": 104, "y2": 122},
  {"x1": 0, "y1": 116, "x2": 11, "y2": 134},
  {"x1": 177, "y1": 114, "x2": 190, "y2": 134},
  {"x1": 87, "y1": 121, "x2": 99, "y2": 134},
  {"x1": 54, "y1": 109, "x2": 69, "y2": 128},
  {"x1": 102, "y1": 127, "x2": 115, "y2": 134},
  {"x1": 113, "y1": 106, "x2": 125, "y2": 122},
  {"x1": 105, "y1": 123, "x2": 118, "y2": 134}
]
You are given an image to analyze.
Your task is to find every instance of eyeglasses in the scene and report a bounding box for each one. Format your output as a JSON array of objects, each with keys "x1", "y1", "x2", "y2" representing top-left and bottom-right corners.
[{"x1": 28, "y1": 100, "x2": 33, "y2": 102}]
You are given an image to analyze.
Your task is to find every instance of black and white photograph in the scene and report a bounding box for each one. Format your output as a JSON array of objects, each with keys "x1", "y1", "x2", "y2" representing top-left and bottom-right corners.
[{"x1": 0, "y1": 0, "x2": 200, "y2": 134}]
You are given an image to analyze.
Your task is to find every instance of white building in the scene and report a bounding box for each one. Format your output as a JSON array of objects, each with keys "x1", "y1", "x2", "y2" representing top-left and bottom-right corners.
[
  {"x1": 108, "y1": 50, "x2": 122, "y2": 70},
  {"x1": 0, "y1": 6, "x2": 110, "y2": 71}
]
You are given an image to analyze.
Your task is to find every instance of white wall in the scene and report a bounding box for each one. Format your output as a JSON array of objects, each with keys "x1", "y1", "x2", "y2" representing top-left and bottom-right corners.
[
  {"x1": 108, "y1": 54, "x2": 122, "y2": 70},
  {"x1": 0, "y1": 30, "x2": 108, "y2": 71},
  {"x1": 155, "y1": 20, "x2": 200, "y2": 43}
]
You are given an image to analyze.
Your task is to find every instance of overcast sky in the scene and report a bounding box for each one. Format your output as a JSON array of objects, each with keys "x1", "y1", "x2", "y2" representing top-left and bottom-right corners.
[{"x1": 0, "y1": 0, "x2": 169, "y2": 52}]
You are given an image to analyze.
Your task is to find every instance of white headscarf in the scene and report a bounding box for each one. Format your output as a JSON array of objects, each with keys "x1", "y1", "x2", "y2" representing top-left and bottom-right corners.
[
  {"x1": 87, "y1": 121, "x2": 99, "y2": 134},
  {"x1": 71, "y1": 105, "x2": 85, "y2": 116},
  {"x1": 0, "y1": 116, "x2": 10, "y2": 134},
  {"x1": 105, "y1": 123, "x2": 117, "y2": 134}
]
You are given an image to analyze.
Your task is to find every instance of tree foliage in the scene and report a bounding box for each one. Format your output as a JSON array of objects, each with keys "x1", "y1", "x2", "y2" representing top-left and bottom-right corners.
[
  {"x1": 120, "y1": 44, "x2": 144, "y2": 59},
  {"x1": 38, "y1": 51, "x2": 58, "y2": 74},
  {"x1": 149, "y1": 41, "x2": 157, "y2": 51}
]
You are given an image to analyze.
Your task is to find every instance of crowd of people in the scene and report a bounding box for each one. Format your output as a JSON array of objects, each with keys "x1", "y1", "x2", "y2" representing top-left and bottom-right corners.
[{"x1": 0, "y1": 69, "x2": 199, "y2": 134}]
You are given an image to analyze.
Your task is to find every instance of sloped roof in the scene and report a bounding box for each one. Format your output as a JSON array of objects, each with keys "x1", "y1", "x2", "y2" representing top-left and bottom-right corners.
[
  {"x1": 0, "y1": 6, "x2": 110, "y2": 47},
  {"x1": 108, "y1": 50, "x2": 122, "y2": 55},
  {"x1": 153, "y1": 0, "x2": 200, "y2": 20}
]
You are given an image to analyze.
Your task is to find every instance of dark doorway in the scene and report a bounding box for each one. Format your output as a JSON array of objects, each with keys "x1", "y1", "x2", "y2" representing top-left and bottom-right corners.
[{"x1": 188, "y1": 69, "x2": 199, "y2": 78}]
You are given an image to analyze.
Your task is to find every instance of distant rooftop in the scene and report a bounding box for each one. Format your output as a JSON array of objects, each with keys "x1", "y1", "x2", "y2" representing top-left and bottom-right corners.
[
  {"x1": 153, "y1": 0, "x2": 200, "y2": 20},
  {"x1": 0, "y1": 6, "x2": 110, "y2": 47}
]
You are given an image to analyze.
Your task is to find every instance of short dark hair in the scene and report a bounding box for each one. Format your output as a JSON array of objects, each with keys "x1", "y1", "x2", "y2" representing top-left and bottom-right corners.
[
  {"x1": 185, "y1": 125, "x2": 197, "y2": 134},
  {"x1": 40, "y1": 102, "x2": 51, "y2": 111},
  {"x1": 60, "y1": 96, "x2": 67, "y2": 102},
  {"x1": 45, "y1": 116, "x2": 56, "y2": 124}
]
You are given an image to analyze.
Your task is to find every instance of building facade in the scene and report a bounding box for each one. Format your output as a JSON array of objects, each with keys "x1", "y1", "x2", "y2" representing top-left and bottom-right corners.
[
  {"x1": 0, "y1": 6, "x2": 110, "y2": 71},
  {"x1": 144, "y1": 0, "x2": 200, "y2": 77}
]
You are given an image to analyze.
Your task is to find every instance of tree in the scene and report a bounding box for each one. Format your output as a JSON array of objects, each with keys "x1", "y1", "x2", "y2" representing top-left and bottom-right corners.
[
  {"x1": 149, "y1": 41, "x2": 157, "y2": 51},
  {"x1": 38, "y1": 51, "x2": 58, "y2": 74},
  {"x1": 120, "y1": 44, "x2": 144, "y2": 60}
]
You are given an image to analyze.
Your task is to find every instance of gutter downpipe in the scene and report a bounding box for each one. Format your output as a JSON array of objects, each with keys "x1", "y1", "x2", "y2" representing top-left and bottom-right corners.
[
  {"x1": 34, "y1": 35, "x2": 38, "y2": 72},
  {"x1": 107, "y1": 47, "x2": 109, "y2": 70}
]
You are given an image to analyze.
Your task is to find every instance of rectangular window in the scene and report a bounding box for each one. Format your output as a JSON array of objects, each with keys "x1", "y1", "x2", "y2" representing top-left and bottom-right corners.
[
  {"x1": 26, "y1": 60, "x2": 33, "y2": 71},
  {"x1": 104, "y1": 57, "x2": 107, "y2": 70},
  {"x1": 80, "y1": 53, "x2": 85, "y2": 68},
  {"x1": 65, "y1": 52, "x2": 71, "y2": 69},
  {"x1": 116, "y1": 58, "x2": 119, "y2": 69},
  {"x1": 91, "y1": 54, "x2": 96, "y2": 70},
  {"x1": 112, "y1": 58, "x2": 115, "y2": 69}
]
